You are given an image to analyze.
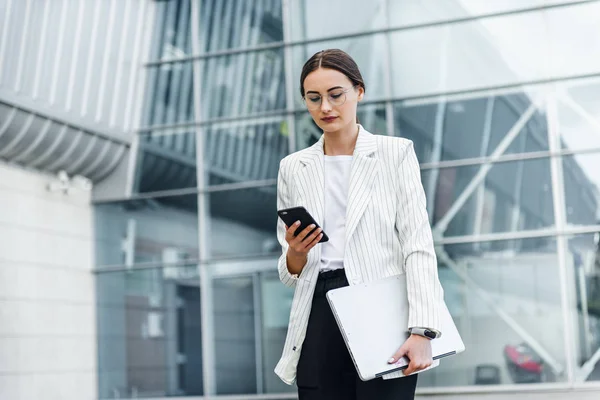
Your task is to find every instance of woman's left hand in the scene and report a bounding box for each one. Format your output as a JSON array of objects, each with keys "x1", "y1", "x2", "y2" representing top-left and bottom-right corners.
[{"x1": 388, "y1": 334, "x2": 433, "y2": 375}]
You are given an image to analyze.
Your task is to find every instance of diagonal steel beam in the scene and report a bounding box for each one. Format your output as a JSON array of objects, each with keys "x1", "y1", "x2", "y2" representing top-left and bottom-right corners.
[
  {"x1": 577, "y1": 344, "x2": 600, "y2": 382},
  {"x1": 434, "y1": 103, "x2": 538, "y2": 234},
  {"x1": 436, "y1": 246, "x2": 564, "y2": 376}
]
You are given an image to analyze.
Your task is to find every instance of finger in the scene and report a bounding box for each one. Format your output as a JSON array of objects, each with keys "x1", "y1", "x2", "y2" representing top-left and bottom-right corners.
[
  {"x1": 286, "y1": 220, "x2": 300, "y2": 234},
  {"x1": 299, "y1": 224, "x2": 319, "y2": 241},
  {"x1": 296, "y1": 224, "x2": 316, "y2": 242},
  {"x1": 303, "y1": 231, "x2": 323, "y2": 250},
  {"x1": 388, "y1": 346, "x2": 408, "y2": 364},
  {"x1": 405, "y1": 359, "x2": 430, "y2": 375},
  {"x1": 302, "y1": 227, "x2": 322, "y2": 247},
  {"x1": 285, "y1": 221, "x2": 301, "y2": 241},
  {"x1": 404, "y1": 359, "x2": 422, "y2": 376}
]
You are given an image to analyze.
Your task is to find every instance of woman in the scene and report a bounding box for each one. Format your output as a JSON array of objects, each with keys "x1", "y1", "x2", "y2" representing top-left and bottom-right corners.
[{"x1": 275, "y1": 49, "x2": 444, "y2": 400}]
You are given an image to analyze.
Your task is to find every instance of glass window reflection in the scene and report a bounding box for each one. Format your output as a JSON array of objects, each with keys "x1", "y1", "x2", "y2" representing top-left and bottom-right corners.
[
  {"x1": 425, "y1": 158, "x2": 555, "y2": 238},
  {"x1": 568, "y1": 233, "x2": 600, "y2": 382},
  {"x1": 389, "y1": 13, "x2": 547, "y2": 98},
  {"x1": 289, "y1": 0, "x2": 386, "y2": 41},
  {"x1": 562, "y1": 153, "x2": 600, "y2": 227},
  {"x1": 198, "y1": 0, "x2": 283, "y2": 51},
  {"x1": 204, "y1": 119, "x2": 289, "y2": 185},
  {"x1": 207, "y1": 186, "x2": 278, "y2": 259},
  {"x1": 97, "y1": 265, "x2": 202, "y2": 398},
  {"x1": 558, "y1": 79, "x2": 600, "y2": 151},
  {"x1": 142, "y1": 62, "x2": 195, "y2": 127},
  {"x1": 389, "y1": 0, "x2": 583, "y2": 28},
  {"x1": 420, "y1": 237, "x2": 565, "y2": 387},
  {"x1": 150, "y1": 0, "x2": 192, "y2": 62},
  {"x1": 95, "y1": 195, "x2": 199, "y2": 267},
  {"x1": 199, "y1": 48, "x2": 286, "y2": 120},
  {"x1": 136, "y1": 130, "x2": 197, "y2": 193},
  {"x1": 206, "y1": 262, "x2": 295, "y2": 395},
  {"x1": 394, "y1": 93, "x2": 548, "y2": 164}
]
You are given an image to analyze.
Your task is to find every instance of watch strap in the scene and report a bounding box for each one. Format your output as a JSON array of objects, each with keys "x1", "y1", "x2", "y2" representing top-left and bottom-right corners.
[{"x1": 409, "y1": 327, "x2": 441, "y2": 339}]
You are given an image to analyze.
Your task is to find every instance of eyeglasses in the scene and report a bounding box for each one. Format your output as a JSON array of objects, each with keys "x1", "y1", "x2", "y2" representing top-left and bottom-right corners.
[{"x1": 303, "y1": 86, "x2": 356, "y2": 110}]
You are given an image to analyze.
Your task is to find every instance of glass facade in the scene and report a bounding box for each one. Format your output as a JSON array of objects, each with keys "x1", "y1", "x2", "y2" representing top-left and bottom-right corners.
[{"x1": 95, "y1": 0, "x2": 600, "y2": 398}]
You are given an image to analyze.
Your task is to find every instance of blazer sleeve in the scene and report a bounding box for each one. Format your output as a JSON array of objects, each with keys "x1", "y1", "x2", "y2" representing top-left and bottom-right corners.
[
  {"x1": 276, "y1": 159, "x2": 299, "y2": 288},
  {"x1": 395, "y1": 141, "x2": 444, "y2": 332}
]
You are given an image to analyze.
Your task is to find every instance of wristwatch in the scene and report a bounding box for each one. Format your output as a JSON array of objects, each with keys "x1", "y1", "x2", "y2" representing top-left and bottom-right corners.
[{"x1": 409, "y1": 327, "x2": 441, "y2": 339}]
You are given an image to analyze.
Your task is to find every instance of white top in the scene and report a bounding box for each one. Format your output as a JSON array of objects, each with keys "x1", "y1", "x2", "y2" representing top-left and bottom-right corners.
[{"x1": 320, "y1": 155, "x2": 353, "y2": 272}]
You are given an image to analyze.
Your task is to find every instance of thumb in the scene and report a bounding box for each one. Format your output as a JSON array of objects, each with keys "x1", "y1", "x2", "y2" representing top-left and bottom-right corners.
[{"x1": 388, "y1": 345, "x2": 408, "y2": 364}]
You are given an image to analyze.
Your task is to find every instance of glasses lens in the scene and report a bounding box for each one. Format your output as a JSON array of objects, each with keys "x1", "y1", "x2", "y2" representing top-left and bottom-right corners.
[
  {"x1": 304, "y1": 95, "x2": 321, "y2": 109},
  {"x1": 329, "y1": 90, "x2": 346, "y2": 106}
]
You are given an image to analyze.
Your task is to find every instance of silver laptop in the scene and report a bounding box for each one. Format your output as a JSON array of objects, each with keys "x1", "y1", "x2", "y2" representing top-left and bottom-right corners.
[{"x1": 326, "y1": 274, "x2": 465, "y2": 381}]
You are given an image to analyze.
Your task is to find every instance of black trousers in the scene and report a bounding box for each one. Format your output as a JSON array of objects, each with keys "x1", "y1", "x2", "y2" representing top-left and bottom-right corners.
[{"x1": 296, "y1": 269, "x2": 417, "y2": 400}]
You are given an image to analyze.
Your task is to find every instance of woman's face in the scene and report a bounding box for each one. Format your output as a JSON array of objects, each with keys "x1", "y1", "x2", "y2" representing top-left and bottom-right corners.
[{"x1": 303, "y1": 67, "x2": 364, "y2": 134}]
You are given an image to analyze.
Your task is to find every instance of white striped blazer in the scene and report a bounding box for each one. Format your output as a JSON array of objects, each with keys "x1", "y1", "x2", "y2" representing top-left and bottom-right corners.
[{"x1": 274, "y1": 125, "x2": 444, "y2": 384}]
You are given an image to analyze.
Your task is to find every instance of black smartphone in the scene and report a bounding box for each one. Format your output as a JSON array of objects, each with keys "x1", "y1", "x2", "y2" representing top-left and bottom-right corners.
[{"x1": 277, "y1": 206, "x2": 329, "y2": 243}]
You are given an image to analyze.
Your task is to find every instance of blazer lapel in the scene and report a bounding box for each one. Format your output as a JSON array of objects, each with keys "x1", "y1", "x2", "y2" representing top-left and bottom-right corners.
[{"x1": 345, "y1": 126, "x2": 379, "y2": 246}]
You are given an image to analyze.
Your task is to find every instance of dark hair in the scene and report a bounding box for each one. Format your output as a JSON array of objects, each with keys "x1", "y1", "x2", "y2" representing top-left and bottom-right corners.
[{"x1": 300, "y1": 49, "x2": 365, "y2": 123}]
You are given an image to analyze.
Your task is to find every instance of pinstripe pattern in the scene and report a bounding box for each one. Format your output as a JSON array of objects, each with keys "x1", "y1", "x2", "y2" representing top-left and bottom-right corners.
[{"x1": 275, "y1": 125, "x2": 444, "y2": 384}]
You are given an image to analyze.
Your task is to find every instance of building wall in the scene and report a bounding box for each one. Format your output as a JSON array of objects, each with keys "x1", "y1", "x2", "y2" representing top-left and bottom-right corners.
[{"x1": 0, "y1": 161, "x2": 97, "y2": 400}]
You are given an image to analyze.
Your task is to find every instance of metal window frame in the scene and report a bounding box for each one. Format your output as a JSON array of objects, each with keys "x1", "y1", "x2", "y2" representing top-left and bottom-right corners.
[{"x1": 547, "y1": 85, "x2": 578, "y2": 383}]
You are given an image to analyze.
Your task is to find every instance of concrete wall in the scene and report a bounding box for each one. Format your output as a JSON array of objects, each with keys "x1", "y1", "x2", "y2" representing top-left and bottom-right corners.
[{"x1": 0, "y1": 161, "x2": 97, "y2": 400}]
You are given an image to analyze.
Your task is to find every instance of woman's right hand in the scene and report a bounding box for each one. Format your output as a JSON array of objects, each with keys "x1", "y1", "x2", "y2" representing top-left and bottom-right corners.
[
  {"x1": 285, "y1": 221, "x2": 323, "y2": 275},
  {"x1": 285, "y1": 221, "x2": 323, "y2": 255}
]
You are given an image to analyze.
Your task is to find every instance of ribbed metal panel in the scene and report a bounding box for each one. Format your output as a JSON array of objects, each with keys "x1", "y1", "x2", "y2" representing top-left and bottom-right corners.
[
  {"x1": 0, "y1": 102, "x2": 128, "y2": 182},
  {"x1": 0, "y1": 0, "x2": 152, "y2": 182}
]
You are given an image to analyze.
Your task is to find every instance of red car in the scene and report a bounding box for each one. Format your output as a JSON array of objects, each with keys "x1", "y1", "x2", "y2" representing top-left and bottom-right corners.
[{"x1": 503, "y1": 343, "x2": 546, "y2": 383}]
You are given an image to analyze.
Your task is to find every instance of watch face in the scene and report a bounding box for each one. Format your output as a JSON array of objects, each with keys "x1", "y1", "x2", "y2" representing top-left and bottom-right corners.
[{"x1": 425, "y1": 330, "x2": 437, "y2": 339}]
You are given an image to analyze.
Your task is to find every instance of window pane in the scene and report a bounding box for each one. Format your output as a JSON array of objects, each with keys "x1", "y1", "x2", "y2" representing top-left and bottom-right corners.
[
  {"x1": 95, "y1": 195, "x2": 199, "y2": 266},
  {"x1": 389, "y1": 0, "x2": 580, "y2": 27},
  {"x1": 394, "y1": 93, "x2": 548, "y2": 163},
  {"x1": 206, "y1": 261, "x2": 295, "y2": 395},
  {"x1": 136, "y1": 130, "x2": 197, "y2": 193},
  {"x1": 567, "y1": 233, "x2": 600, "y2": 382},
  {"x1": 557, "y1": 79, "x2": 600, "y2": 151},
  {"x1": 148, "y1": 0, "x2": 192, "y2": 62},
  {"x1": 260, "y1": 271, "x2": 296, "y2": 394},
  {"x1": 213, "y1": 273, "x2": 257, "y2": 394},
  {"x1": 295, "y1": 103, "x2": 387, "y2": 151},
  {"x1": 204, "y1": 118, "x2": 289, "y2": 185},
  {"x1": 390, "y1": 13, "x2": 547, "y2": 97},
  {"x1": 97, "y1": 265, "x2": 202, "y2": 398},
  {"x1": 207, "y1": 186, "x2": 277, "y2": 259},
  {"x1": 292, "y1": 34, "x2": 388, "y2": 109},
  {"x1": 562, "y1": 153, "x2": 600, "y2": 227},
  {"x1": 198, "y1": 0, "x2": 283, "y2": 52},
  {"x1": 289, "y1": 0, "x2": 386, "y2": 41},
  {"x1": 199, "y1": 48, "x2": 286, "y2": 119},
  {"x1": 142, "y1": 62, "x2": 195, "y2": 127},
  {"x1": 419, "y1": 237, "x2": 565, "y2": 387},
  {"x1": 425, "y1": 158, "x2": 555, "y2": 237},
  {"x1": 546, "y1": 2, "x2": 600, "y2": 79},
  {"x1": 391, "y1": 2, "x2": 600, "y2": 98}
]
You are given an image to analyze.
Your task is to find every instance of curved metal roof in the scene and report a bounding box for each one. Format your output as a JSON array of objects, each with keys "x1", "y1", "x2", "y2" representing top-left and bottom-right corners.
[{"x1": 0, "y1": 100, "x2": 128, "y2": 182}]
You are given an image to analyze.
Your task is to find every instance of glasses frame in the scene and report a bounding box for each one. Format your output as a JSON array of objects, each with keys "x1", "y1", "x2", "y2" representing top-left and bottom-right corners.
[{"x1": 302, "y1": 85, "x2": 357, "y2": 110}]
